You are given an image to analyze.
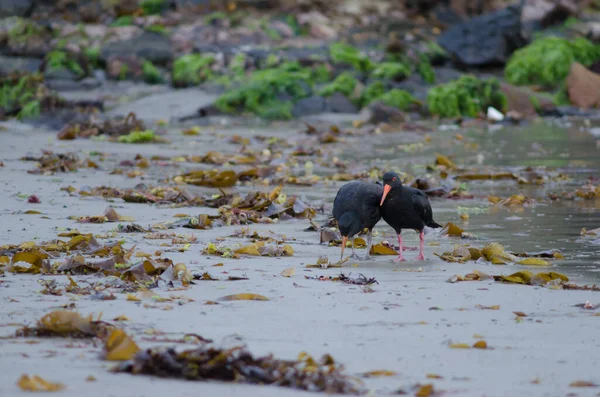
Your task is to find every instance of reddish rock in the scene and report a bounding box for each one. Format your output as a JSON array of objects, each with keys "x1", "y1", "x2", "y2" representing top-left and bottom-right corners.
[
  {"x1": 500, "y1": 83, "x2": 555, "y2": 117},
  {"x1": 566, "y1": 62, "x2": 600, "y2": 109}
]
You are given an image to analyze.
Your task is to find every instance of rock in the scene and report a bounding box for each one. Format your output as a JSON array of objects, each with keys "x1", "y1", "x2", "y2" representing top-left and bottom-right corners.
[
  {"x1": 368, "y1": 102, "x2": 406, "y2": 124},
  {"x1": 487, "y1": 106, "x2": 504, "y2": 121},
  {"x1": 100, "y1": 31, "x2": 173, "y2": 66},
  {"x1": 292, "y1": 96, "x2": 326, "y2": 118},
  {"x1": 44, "y1": 67, "x2": 79, "y2": 81},
  {"x1": 590, "y1": 60, "x2": 600, "y2": 75},
  {"x1": 324, "y1": 93, "x2": 358, "y2": 114},
  {"x1": 584, "y1": 22, "x2": 600, "y2": 43},
  {"x1": 521, "y1": 0, "x2": 577, "y2": 30},
  {"x1": 106, "y1": 56, "x2": 143, "y2": 81},
  {"x1": 566, "y1": 62, "x2": 600, "y2": 109},
  {"x1": 0, "y1": 0, "x2": 34, "y2": 18},
  {"x1": 437, "y1": 4, "x2": 527, "y2": 67},
  {"x1": 0, "y1": 55, "x2": 41, "y2": 75},
  {"x1": 500, "y1": 83, "x2": 555, "y2": 117},
  {"x1": 107, "y1": 88, "x2": 218, "y2": 122}
]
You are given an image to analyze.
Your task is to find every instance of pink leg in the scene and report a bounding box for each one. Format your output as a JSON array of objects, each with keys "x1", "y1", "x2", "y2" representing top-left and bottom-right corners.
[
  {"x1": 415, "y1": 231, "x2": 425, "y2": 261},
  {"x1": 394, "y1": 233, "x2": 406, "y2": 262}
]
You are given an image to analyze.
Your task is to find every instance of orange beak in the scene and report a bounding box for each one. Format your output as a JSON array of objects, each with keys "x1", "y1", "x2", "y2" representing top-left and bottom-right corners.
[
  {"x1": 340, "y1": 236, "x2": 348, "y2": 260},
  {"x1": 380, "y1": 184, "x2": 392, "y2": 206}
]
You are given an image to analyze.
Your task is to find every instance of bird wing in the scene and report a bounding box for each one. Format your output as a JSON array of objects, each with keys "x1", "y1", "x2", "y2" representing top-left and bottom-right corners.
[{"x1": 412, "y1": 190, "x2": 433, "y2": 223}]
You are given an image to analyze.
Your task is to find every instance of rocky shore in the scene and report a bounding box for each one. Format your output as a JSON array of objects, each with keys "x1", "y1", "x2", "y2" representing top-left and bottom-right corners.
[{"x1": 1, "y1": 0, "x2": 600, "y2": 129}]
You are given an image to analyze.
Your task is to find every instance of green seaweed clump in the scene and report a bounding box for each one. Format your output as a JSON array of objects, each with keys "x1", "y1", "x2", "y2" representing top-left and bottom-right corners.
[
  {"x1": 145, "y1": 24, "x2": 168, "y2": 35},
  {"x1": 505, "y1": 36, "x2": 600, "y2": 88},
  {"x1": 110, "y1": 16, "x2": 133, "y2": 27},
  {"x1": 8, "y1": 18, "x2": 45, "y2": 43},
  {"x1": 141, "y1": 0, "x2": 166, "y2": 15},
  {"x1": 311, "y1": 64, "x2": 331, "y2": 84},
  {"x1": 45, "y1": 50, "x2": 86, "y2": 77},
  {"x1": 215, "y1": 62, "x2": 312, "y2": 120},
  {"x1": 1, "y1": 74, "x2": 45, "y2": 120},
  {"x1": 427, "y1": 75, "x2": 507, "y2": 118},
  {"x1": 371, "y1": 62, "x2": 411, "y2": 80},
  {"x1": 360, "y1": 81, "x2": 386, "y2": 106},
  {"x1": 417, "y1": 55, "x2": 436, "y2": 84},
  {"x1": 329, "y1": 43, "x2": 374, "y2": 73},
  {"x1": 377, "y1": 89, "x2": 417, "y2": 110},
  {"x1": 118, "y1": 130, "x2": 156, "y2": 143},
  {"x1": 318, "y1": 72, "x2": 358, "y2": 98},
  {"x1": 142, "y1": 61, "x2": 163, "y2": 84},
  {"x1": 85, "y1": 46, "x2": 100, "y2": 69},
  {"x1": 172, "y1": 54, "x2": 215, "y2": 87}
]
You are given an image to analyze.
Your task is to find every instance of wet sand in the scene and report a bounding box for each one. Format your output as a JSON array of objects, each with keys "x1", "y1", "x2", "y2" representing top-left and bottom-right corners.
[{"x1": 1, "y1": 116, "x2": 599, "y2": 397}]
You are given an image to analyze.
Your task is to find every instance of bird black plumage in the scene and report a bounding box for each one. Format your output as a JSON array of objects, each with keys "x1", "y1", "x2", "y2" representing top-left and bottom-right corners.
[
  {"x1": 332, "y1": 180, "x2": 383, "y2": 260},
  {"x1": 379, "y1": 171, "x2": 442, "y2": 261}
]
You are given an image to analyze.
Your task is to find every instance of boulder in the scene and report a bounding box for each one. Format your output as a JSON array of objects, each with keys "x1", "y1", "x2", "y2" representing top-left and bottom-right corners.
[
  {"x1": 100, "y1": 31, "x2": 173, "y2": 66},
  {"x1": 437, "y1": 4, "x2": 527, "y2": 67},
  {"x1": 292, "y1": 96, "x2": 326, "y2": 118},
  {"x1": 0, "y1": 0, "x2": 34, "y2": 18},
  {"x1": 0, "y1": 55, "x2": 41, "y2": 75},
  {"x1": 566, "y1": 62, "x2": 600, "y2": 109},
  {"x1": 500, "y1": 83, "x2": 555, "y2": 117},
  {"x1": 368, "y1": 102, "x2": 406, "y2": 124},
  {"x1": 324, "y1": 93, "x2": 358, "y2": 114}
]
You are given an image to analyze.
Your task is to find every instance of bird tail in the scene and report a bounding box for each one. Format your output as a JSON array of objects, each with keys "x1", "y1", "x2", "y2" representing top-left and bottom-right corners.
[{"x1": 427, "y1": 220, "x2": 442, "y2": 228}]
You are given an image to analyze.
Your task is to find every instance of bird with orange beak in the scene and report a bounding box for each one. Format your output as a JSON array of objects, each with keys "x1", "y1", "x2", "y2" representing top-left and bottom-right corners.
[
  {"x1": 379, "y1": 171, "x2": 442, "y2": 261},
  {"x1": 332, "y1": 179, "x2": 383, "y2": 260}
]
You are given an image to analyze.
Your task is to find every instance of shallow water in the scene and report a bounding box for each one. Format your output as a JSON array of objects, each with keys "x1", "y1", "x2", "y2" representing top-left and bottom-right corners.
[{"x1": 334, "y1": 121, "x2": 600, "y2": 282}]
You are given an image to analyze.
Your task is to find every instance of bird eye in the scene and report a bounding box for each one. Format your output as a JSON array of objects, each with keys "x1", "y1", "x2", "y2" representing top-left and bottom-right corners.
[{"x1": 392, "y1": 177, "x2": 396, "y2": 181}]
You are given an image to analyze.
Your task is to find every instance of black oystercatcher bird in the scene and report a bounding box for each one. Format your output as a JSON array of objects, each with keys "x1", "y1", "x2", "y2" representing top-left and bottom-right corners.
[
  {"x1": 332, "y1": 180, "x2": 383, "y2": 260},
  {"x1": 379, "y1": 171, "x2": 441, "y2": 261}
]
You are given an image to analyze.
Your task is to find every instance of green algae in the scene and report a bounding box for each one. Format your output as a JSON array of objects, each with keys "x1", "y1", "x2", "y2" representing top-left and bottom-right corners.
[
  {"x1": 318, "y1": 72, "x2": 358, "y2": 98},
  {"x1": 142, "y1": 61, "x2": 163, "y2": 84},
  {"x1": 505, "y1": 36, "x2": 600, "y2": 88},
  {"x1": 140, "y1": 0, "x2": 166, "y2": 15},
  {"x1": 45, "y1": 50, "x2": 86, "y2": 77},
  {"x1": 427, "y1": 75, "x2": 506, "y2": 118},
  {"x1": 377, "y1": 89, "x2": 417, "y2": 110},
  {"x1": 215, "y1": 62, "x2": 312, "y2": 120},
  {"x1": 360, "y1": 81, "x2": 386, "y2": 106},
  {"x1": 371, "y1": 62, "x2": 411, "y2": 80},
  {"x1": 1, "y1": 74, "x2": 44, "y2": 120},
  {"x1": 172, "y1": 54, "x2": 215, "y2": 87},
  {"x1": 329, "y1": 42, "x2": 374, "y2": 72},
  {"x1": 417, "y1": 55, "x2": 436, "y2": 84},
  {"x1": 118, "y1": 130, "x2": 157, "y2": 143}
]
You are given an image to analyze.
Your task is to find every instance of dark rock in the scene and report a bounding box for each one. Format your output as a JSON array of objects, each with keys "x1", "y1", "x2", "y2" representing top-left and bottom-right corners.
[
  {"x1": 432, "y1": 5, "x2": 465, "y2": 27},
  {"x1": 0, "y1": 0, "x2": 35, "y2": 18},
  {"x1": 437, "y1": 4, "x2": 527, "y2": 67},
  {"x1": 589, "y1": 60, "x2": 600, "y2": 75},
  {"x1": 45, "y1": 79, "x2": 83, "y2": 91},
  {"x1": 79, "y1": 77, "x2": 102, "y2": 90},
  {"x1": 540, "y1": 106, "x2": 600, "y2": 118},
  {"x1": 44, "y1": 67, "x2": 78, "y2": 81},
  {"x1": 100, "y1": 31, "x2": 173, "y2": 66},
  {"x1": 0, "y1": 55, "x2": 41, "y2": 75},
  {"x1": 368, "y1": 102, "x2": 405, "y2": 124},
  {"x1": 292, "y1": 96, "x2": 326, "y2": 118},
  {"x1": 324, "y1": 93, "x2": 358, "y2": 114}
]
